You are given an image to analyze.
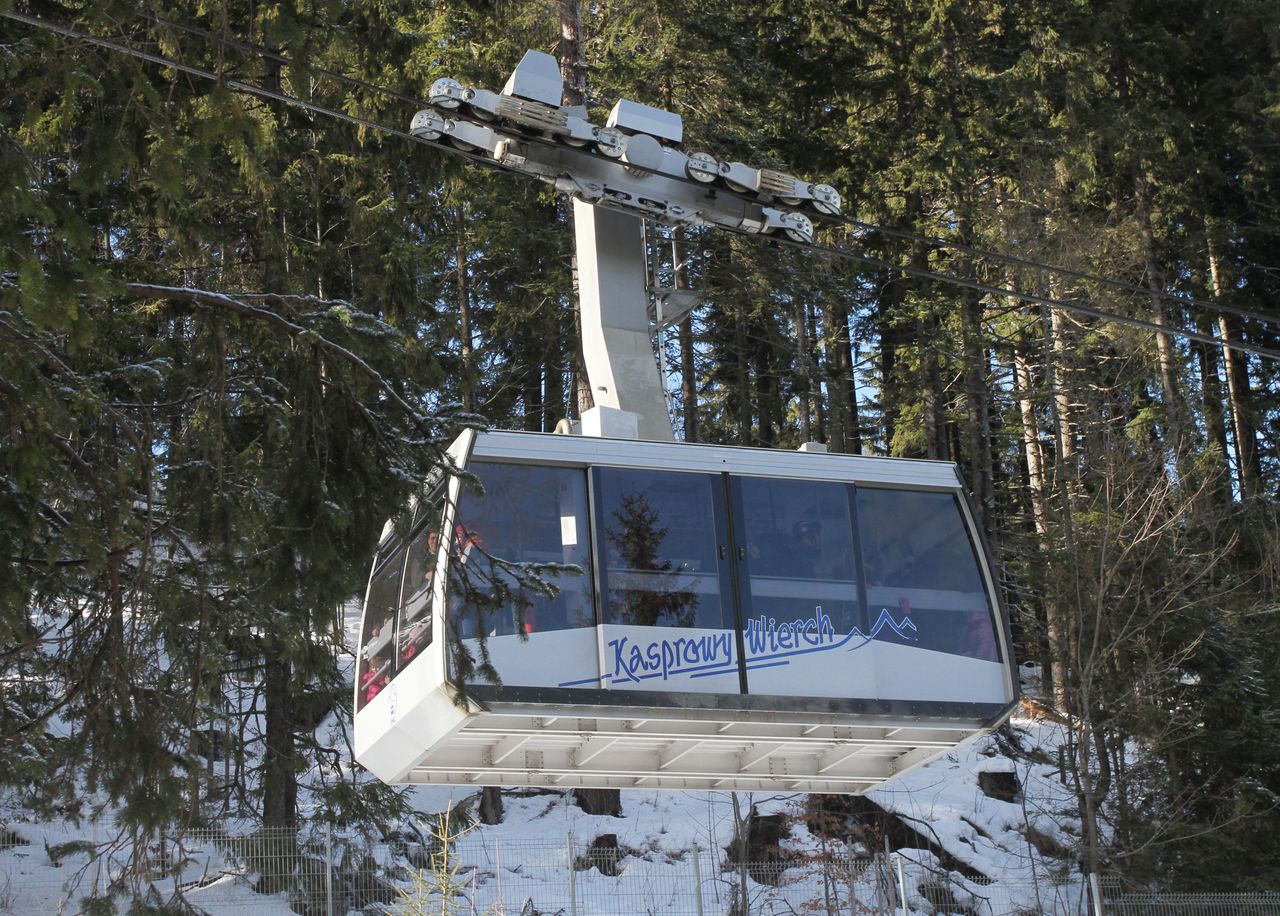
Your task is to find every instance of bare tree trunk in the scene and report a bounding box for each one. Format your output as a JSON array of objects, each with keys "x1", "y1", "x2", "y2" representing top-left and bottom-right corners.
[
  {"x1": 734, "y1": 301, "x2": 752, "y2": 444},
  {"x1": 1049, "y1": 306, "x2": 1076, "y2": 479},
  {"x1": 1014, "y1": 341, "x2": 1061, "y2": 700},
  {"x1": 544, "y1": 340, "x2": 565, "y2": 432},
  {"x1": 479, "y1": 786, "x2": 503, "y2": 825},
  {"x1": 1217, "y1": 314, "x2": 1260, "y2": 499},
  {"x1": 921, "y1": 307, "x2": 947, "y2": 461},
  {"x1": 572, "y1": 788, "x2": 621, "y2": 817},
  {"x1": 557, "y1": 0, "x2": 587, "y2": 106},
  {"x1": 1135, "y1": 177, "x2": 1185, "y2": 463},
  {"x1": 752, "y1": 326, "x2": 777, "y2": 448},
  {"x1": 842, "y1": 309, "x2": 863, "y2": 455},
  {"x1": 262, "y1": 637, "x2": 297, "y2": 829},
  {"x1": 558, "y1": 0, "x2": 594, "y2": 417},
  {"x1": 830, "y1": 294, "x2": 862, "y2": 454},
  {"x1": 680, "y1": 315, "x2": 698, "y2": 442},
  {"x1": 795, "y1": 298, "x2": 813, "y2": 443},
  {"x1": 822, "y1": 292, "x2": 849, "y2": 453},
  {"x1": 1040, "y1": 303, "x2": 1077, "y2": 713},
  {"x1": 960, "y1": 286, "x2": 995, "y2": 530},
  {"x1": 1207, "y1": 234, "x2": 1261, "y2": 498},
  {"x1": 1193, "y1": 310, "x2": 1230, "y2": 501},
  {"x1": 1014, "y1": 345, "x2": 1049, "y2": 537},
  {"x1": 456, "y1": 215, "x2": 476, "y2": 413}
]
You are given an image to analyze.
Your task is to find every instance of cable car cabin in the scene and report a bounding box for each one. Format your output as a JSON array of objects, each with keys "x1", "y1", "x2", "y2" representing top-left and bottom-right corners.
[{"x1": 353, "y1": 430, "x2": 1018, "y2": 793}]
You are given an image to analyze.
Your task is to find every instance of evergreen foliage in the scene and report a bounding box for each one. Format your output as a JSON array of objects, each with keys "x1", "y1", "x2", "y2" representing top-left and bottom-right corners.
[{"x1": 2, "y1": 0, "x2": 1278, "y2": 890}]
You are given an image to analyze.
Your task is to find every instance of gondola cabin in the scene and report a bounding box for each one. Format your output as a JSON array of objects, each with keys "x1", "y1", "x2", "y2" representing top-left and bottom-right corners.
[{"x1": 353, "y1": 430, "x2": 1018, "y2": 792}]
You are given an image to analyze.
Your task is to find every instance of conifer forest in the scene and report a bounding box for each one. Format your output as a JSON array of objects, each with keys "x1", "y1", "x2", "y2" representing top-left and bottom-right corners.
[{"x1": 2, "y1": 0, "x2": 1280, "y2": 896}]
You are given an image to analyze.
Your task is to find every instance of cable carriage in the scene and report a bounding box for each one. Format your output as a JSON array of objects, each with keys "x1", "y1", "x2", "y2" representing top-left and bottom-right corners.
[
  {"x1": 354, "y1": 430, "x2": 1017, "y2": 791},
  {"x1": 353, "y1": 50, "x2": 1017, "y2": 791}
]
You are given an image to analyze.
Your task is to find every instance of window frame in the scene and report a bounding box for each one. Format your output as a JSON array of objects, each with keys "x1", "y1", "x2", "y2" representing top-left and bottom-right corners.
[{"x1": 431, "y1": 452, "x2": 1013, "y2": 719}]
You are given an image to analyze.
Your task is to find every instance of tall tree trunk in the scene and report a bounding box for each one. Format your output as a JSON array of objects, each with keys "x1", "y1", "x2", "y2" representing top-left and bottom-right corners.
[
  {"x1": 544, "y1": 338, "x2": 565, "y2": 432},
  {"x1": 680, "y1": 315, "x2": 698, "y2": 442},
  {"x1": 1193, "y1": 311, "x2": 1230, "y2": 502},
  {"x1": 795, "y1": 298, "x2": 813, "y2": 443},
  {"x1": 842, "y1": 309, "x2": 863, "y2": 455},
  {"x1": 1040, "y1": 303, "x2": 1077, "y2": 713},
  {"x1": 1217, "y1": 315, "x2": 1260, "y2": 500},
  {"x1": 1013, "y1": 341, "x2": 1060, "y2": 699},
  {"x1": 734, "y1": 300, "x2": 752, "y2": 444},
  {"x1": 261, "y1": 637, "x2": 297, "y2": 829},
  {"x1": 1206, "y1": 235, "x2": 1261, "y2": 498},
  {"x1": 1134, "y1": 177, "x2": 1185, "y2": 464},
  {"x1": 1048, "y1": 305, "x2": 1076, "y2": 483},
  {"x1": 558, "y1": 0, "x2": 594, "y2": 417},
  {"x1": 456, "y1": 215, "x2": 476, "y2": 413},
  {"x1": 807, "y1": 300, "x2": 828, "y2": 447},
  {"x1": 522, "y1": 364, "x2": 543, "y2": 431},
  {"x1": 960, "y1": 283, "x2": 995, "y2": 531},
  {"x1": 921, "y1": 306, "x2": 947, "y2": 460},
  {"x1": 828, "y1": 294, "x2": 861, "y2": 454},
  {"x1": 752, "y1": 323, "x2": 777, "y2": 447},
  {"x1": 822, "y1": 292, "x2": 849, "y2": 453}
]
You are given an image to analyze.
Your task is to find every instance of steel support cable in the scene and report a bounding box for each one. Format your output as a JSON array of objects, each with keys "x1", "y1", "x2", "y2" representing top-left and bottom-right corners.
[
  {"x1": 64, "y1": 11, "x2": 1280, "y2": 334},
  {"x1": 813, "y1": 214, "x2": 1280, "y2": 332},
  {"x1": 122, "y1": 9, "x2": 426, "y2": 107},
  {"x1": 0, "y1": 11, "x2": 525, "y2": 180},
  {"x1": 765, "y1": 234, "x2": 1280, "y2": 363},
  {"x1": 8, "y1": 9, "x2": 1280, "y2": 365},
  {"x1": 48, "y1": 7, "x2": 1280, "y2": 334}
]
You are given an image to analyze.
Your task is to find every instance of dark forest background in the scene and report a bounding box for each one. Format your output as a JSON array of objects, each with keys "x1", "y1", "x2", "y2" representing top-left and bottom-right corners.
[{"x1": 2, "y1": 0, "x2": 1279, "y2": 891}]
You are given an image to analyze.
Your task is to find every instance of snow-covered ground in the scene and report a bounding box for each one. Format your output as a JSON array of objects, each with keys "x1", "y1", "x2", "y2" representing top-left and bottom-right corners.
[
  {"x1": 2, "y1": 712, "x2": 1089, "y2": 914},
  {"x1": 1, "y1": 606, "x2": 1082, "y2": 913}
]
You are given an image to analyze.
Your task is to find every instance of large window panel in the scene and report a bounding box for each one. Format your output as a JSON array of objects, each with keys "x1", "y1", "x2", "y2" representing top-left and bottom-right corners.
[
  {"x1": 596, "y1": 468, "x2": 739, "y2": 694},
  {"x1": 358, "y1": 541, "x2": 405, "y2": 711},
  {"x1": 856, "y1": 488, "x2": 999, "y2": 662},
  {"x1": 735, "y1": 476, "x2": 868, "y2": 698},
  {"x1": 597, "y1": 469, "x2": 728, "y2": 630},
  {"x1": 450, "y1": 461, "x2": 597, "y2": 688},
  {"x1": 397, "y1": 496, "x2": 444, "y2": 671}
]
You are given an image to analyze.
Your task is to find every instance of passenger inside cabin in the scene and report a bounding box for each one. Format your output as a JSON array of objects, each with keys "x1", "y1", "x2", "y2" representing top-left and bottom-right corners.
[
  {"x1": 960, "y1": 610, "x2": 998, "y2": 661},
  {"x1": 791, "y1": 520, "x2": 822, "y2": 577},
  {"x1": 362, "y1": 649, "x2": 391, "y2": 703}
]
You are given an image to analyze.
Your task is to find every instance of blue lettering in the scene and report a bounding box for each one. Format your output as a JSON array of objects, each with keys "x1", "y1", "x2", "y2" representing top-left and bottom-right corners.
[
  {"x1": 610, "y1": 637, "x2": 633, "y2": 682},
  {"x1": 580, "y1": 607, "x2": 913, "y2": 689},
  {"x1": 742, "y1": 608, "x2": 838, "y2": 660},
  {"x1": 602, "y1": 629, "x2": 737, "y2": 684}
]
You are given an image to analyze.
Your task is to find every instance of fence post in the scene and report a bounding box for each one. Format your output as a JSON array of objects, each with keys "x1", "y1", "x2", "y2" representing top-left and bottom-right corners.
[
  {"x1": 567, "y1": 831, "x2": 578, "y2": 916},
  {"x1": 896, "y1": 855, "x2": 909, "y2": 916},
  {"x1": 324, "y1": 822, "x2": 334, "y2": 916},
  {"x1": 496, "y1": 838, "x2": 504, "y2": 912},
  {"x1": 1089, "y1": 872, "x2": 1106, "y2": 916},
  {"x1": 847, "y1": 840, "x2": 858, "y2": 916},
  {"x1": 691, "y1": 841, "x2": 705, "y2": 916}
]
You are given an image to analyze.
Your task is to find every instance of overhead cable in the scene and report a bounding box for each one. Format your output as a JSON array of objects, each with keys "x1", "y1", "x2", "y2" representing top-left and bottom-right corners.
[
  {"x1": 76, "y1": 10, "x2": 1280, "y2": 333},
  {"x1": 6, "y1": 9, "x2": 1279, "y2": 364}
]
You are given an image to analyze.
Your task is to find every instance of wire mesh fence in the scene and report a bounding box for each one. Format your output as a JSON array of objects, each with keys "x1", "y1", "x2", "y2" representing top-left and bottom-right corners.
[{"x1": 3, "y1": 825, "x2": 1280, "y2": 915}]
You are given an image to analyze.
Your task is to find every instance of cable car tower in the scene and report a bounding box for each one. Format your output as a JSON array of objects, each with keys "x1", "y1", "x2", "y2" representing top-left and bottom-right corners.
[{"x1": 354, "y1": 51, "x2": 1018, "y2": 792}]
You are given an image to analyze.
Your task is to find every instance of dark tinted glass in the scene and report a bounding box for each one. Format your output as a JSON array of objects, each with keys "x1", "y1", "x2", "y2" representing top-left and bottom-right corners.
[
  {"x1": 736, "y1": 476, "x2": 859, "y2": 696},
  {"x1": 597, "y1": 469, "x2": 728, "y2": 630},
  {"x1": 856, "y1": 488, "x2": 998, "y2": 661},
  {"x1": 738, "y1": 476, "x2": 859, "y2": 631},
  {"x1": 452, "y1": 462, "x2": 593, "y2": 641},
  {"x1": 358, "y1": 543, "x2": 405, "y2": 710},
  {"x1": 397, "y1": 497, "x2": 444, "y2": 670}
]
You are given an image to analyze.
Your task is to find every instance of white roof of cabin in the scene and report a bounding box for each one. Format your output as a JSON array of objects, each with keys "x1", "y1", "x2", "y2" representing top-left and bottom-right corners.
[{"x1": 469, "y1": 430, "x2": 964, "y2": 490}]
